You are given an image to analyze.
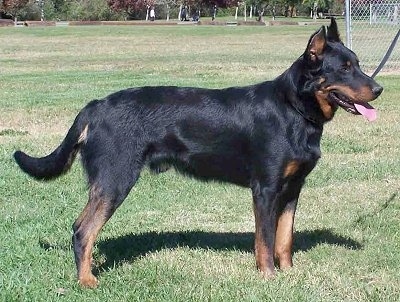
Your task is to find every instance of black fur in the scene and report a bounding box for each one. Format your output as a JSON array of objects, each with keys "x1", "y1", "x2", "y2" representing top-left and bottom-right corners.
[{"x1": 14, "y1": 19, "x2": 383, "y2": 287}]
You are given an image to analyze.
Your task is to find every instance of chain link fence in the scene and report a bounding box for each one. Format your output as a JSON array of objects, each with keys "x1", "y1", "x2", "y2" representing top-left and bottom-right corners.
[{"x1": 347, "y1": 0, "x2": 400, "y2": 74}]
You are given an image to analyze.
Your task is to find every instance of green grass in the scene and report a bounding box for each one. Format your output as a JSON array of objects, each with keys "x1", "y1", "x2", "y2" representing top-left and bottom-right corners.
[{"x1": 0, "y1": 24, "x2": 399, "y2": 301}]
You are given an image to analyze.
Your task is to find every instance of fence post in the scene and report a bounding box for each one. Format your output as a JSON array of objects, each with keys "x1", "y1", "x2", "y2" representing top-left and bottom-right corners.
[{"x1": 345, "y1": 0, "x2": 352, "y2": 49}]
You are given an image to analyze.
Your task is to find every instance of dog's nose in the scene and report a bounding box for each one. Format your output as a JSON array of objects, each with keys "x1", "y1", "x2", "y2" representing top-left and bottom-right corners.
[{"x1": 372, "y1": 85, "x2": 383, "y2": 97}]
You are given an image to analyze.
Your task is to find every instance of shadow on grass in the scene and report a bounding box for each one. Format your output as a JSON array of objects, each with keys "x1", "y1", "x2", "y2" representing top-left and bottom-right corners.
[{"x1": 95, "y1": 228, "x2": 362, "y2": 272}]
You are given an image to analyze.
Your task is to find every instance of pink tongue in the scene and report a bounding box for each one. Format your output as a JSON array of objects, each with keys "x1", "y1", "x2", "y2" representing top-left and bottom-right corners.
[{"x1": 354, "y1": 104, "x2": 377, "y2": 122}]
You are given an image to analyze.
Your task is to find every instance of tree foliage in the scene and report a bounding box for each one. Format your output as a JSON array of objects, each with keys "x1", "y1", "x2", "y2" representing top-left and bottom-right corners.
[
  {"x1": 1, "y1": 0, "x2": 29, "y2": 19},
  {"x1": 106, "y1": 0, "x2": 237, "y2": 13},
  {"x1": 201, "y1": 0, "x2": 237, "y2": 8},
  {"x1": 303, "y1": 0, "x2": 333, "y2": 14},
  {"x1": 107, "y1": 0, "x2": 154, "y2": 15},
  {"x1": 69, "y1": 0, "x2": 116, "y2": 20},
  {"x1": 0, "y1": 0, "x2": 341, "y2": 21}
]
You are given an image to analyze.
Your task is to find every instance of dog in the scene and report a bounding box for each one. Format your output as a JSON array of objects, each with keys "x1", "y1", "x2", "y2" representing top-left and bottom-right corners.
[{"x1": 14, "y1": 18, "x2": 382, "y2": 287}]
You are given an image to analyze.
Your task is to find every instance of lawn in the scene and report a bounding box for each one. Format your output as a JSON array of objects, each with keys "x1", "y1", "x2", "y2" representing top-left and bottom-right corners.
[{"x1": 0, "y1": 24, "x2": 399, "y2": 301}]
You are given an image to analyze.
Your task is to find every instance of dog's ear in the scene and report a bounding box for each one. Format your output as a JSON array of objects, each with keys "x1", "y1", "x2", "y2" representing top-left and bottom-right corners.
[
  {"x1": 306, "y1": 26, "x2": 326, "y2": 62},
  {"x1": 326, "y1": 18, "x2": 341, "y2": 42}
]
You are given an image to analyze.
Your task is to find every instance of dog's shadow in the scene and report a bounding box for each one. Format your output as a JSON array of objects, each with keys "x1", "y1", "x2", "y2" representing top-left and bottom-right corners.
[{"x1": 95, "y1": 228, "x2": 362, "y2": 272}]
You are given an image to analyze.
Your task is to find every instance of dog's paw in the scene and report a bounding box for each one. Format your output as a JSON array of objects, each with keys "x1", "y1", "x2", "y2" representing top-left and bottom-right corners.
[
  {"x1": 79, "y1": 274, "x2": 98, "y2": 288},
  {"x1": 261, "y1": 269, "x2": 276, "y2": 279}
]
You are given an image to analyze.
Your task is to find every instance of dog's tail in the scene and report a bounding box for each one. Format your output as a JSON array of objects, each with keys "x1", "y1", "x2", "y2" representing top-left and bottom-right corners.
[{"x1": 14, "y1": 111, "x2": 89, "y2": 180}]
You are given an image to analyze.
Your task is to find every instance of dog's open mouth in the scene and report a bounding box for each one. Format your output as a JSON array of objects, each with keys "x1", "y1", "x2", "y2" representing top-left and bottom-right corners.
[{"x1": 329, "y1": 92, "x2": 377, "y2": 121}]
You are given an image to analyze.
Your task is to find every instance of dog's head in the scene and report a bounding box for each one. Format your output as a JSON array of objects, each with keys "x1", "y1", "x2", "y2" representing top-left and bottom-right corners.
[{"x1": 303, "y1": 18, "x2": 383, "y2": 121}]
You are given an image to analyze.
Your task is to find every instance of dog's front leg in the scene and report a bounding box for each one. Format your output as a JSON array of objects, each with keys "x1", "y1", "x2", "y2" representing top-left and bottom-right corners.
[
  {"x1": 274, "y1": 198, "x2": 298, "y2": 270},
  {"x1": 252, "y1": 181, "x2": 279, "y2": 278}
]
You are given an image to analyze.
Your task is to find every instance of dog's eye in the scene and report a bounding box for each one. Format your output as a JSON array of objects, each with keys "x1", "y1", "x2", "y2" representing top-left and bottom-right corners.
[{"x1": 341, "y1": 64, "x2": 351, "y2": 72}]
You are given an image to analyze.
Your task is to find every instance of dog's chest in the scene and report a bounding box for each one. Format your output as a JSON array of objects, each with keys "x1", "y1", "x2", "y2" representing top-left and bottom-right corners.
[
  {"x1": 304, "y1": 127, "x2": 322, "y2": 160},
  {"x1": 284, "y1": 124, "x2": 323, "y2": 170}
]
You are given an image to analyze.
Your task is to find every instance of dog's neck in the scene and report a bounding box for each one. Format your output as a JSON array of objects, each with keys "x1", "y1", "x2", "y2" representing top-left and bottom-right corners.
[{"x1": 277, "y1": 58, "x2": 331, "y2": 126}]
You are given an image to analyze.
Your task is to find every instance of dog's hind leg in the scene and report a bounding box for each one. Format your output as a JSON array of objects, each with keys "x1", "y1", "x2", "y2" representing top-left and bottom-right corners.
[
  {"x1": 72, "y1": 185, "x2": 112, "y2": 287},
  {"x1": 252, "y1": 178, "x2": 280, "y2": 278},
  {"x1": 72, "y1": 166, "x2": 141, "y2": 287}
]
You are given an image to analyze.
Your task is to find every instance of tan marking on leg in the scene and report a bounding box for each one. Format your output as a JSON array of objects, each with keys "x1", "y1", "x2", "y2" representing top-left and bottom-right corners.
[
  {"x1": 74, "y1": 202, "x2": 91, "y2": 233},
  {"x1": 284, "y1": 161, "x2": 300, "y2": 178},
  {"x1": 74, "y1": 186, "x2": 110, "y2": 288},
  {"x1": 78, "y1": 231, "x2": 99, "y2": 288},
  {"x1": 274, "y1": 209, "x2": 295, "y2": 270},
  {"x1": 253, "y1": 203, "x2": 275, "y2": 278}
]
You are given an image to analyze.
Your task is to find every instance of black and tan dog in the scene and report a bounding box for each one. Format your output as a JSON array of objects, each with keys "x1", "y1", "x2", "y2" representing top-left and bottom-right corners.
[{"x1": 14, "y1": 19, "x2": 382, "y2": 287}]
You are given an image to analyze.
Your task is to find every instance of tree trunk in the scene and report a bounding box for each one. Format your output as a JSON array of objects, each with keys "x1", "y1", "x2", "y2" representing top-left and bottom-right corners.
[
  {"x1": 257, "y1": 9, "x2": 265, "y2": 22},
  {"x1": 166, "y1": 4, "x2": 170, "y2": 21}
]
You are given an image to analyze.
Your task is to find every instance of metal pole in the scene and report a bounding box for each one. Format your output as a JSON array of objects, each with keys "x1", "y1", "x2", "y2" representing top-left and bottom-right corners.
[
  {"x1": 369, "y1": 3, "x2": 372, "y2": 25},
  {"x1": 345, "y1": 0, "x2": 352, "y2": 49}
]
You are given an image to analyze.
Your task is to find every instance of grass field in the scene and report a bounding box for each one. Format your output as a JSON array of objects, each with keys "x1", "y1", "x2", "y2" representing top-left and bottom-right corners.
[{"x1": 0, "y1": 24, "x2": 399, "y2": 301}]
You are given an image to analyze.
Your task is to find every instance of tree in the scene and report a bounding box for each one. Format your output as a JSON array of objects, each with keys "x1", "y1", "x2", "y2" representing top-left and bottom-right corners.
[
  {"x1": 202, "y1": 0, "x2": 237, "y2": 8},
  {"x1": 280, "y1": 0, "x2": 302, "y2": 17},
  {"x1": 107, "y1": 0, "x2": 156, "y2": 19},
  {"x1": 249, "y1": 0, "x2": 270, "y2": 21},
  {"x1": 303, "y1": 0, "x2": 332, "y2": 18},
  {"x1": 1, "y1": 0, "x2": 29, "y2": 21}
]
